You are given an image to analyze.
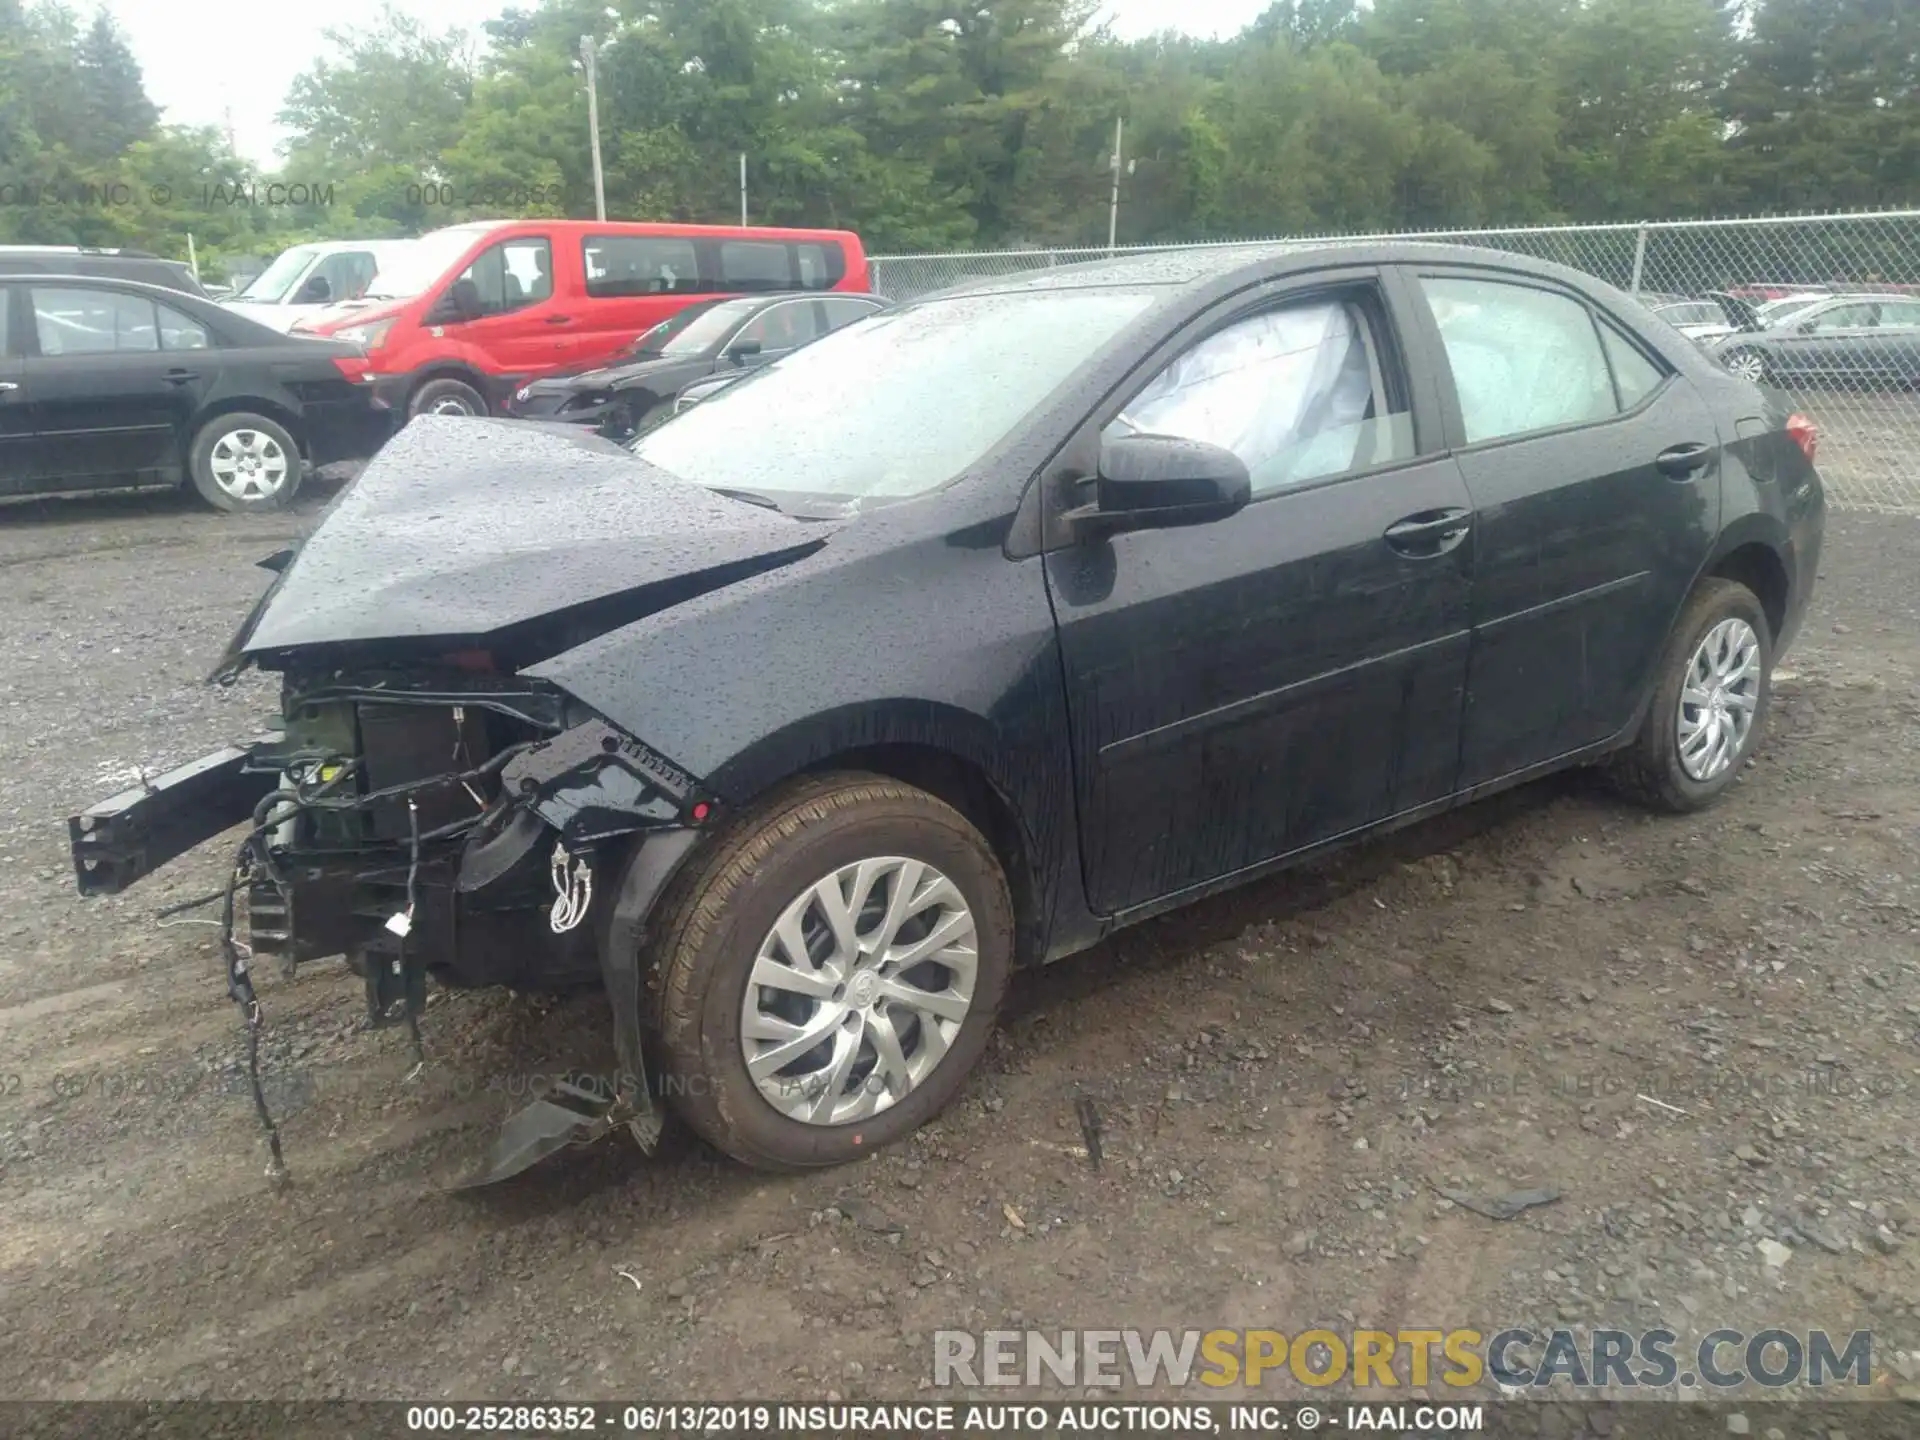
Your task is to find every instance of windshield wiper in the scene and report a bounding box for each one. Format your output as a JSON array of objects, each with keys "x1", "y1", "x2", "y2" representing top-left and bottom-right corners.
[{"x1": 706, "y1": 486, "x2": 785, "y2": 512}]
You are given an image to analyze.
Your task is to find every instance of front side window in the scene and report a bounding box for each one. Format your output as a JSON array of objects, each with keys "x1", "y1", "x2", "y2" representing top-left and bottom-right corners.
[
  {"x1": 733, "y1": 300, "x2": 822, "y2": 353},
  {"x1": 309, "y1": 250, "x2": 376, "y2": 303},
  {"x1": 1105, "y1": 297, "x2": 1413, "y2": 496},
  {"x1": 31, "y1": 287, "x2": 157, "y2": 355},
  {"x1": 633, "y1": 289, "x2": 1156, "y2": 503},
  {"x1": 454, "y1": 237, "x2": 552, "y2": 317},
  {"x1": 583, "y1": 235, "x2": 702, "y2": 298},
  {"x1": 238, "y1": 246, "x2": 318, "y2": 303},
  {"x1": 1419, "y1": 276, "x2": 1618, "y2": 444}
]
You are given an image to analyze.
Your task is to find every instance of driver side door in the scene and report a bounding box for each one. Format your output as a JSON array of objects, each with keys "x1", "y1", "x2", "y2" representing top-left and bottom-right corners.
[{"x1": 1045, "y1": 269, "x2": 1475, "y2": 916}]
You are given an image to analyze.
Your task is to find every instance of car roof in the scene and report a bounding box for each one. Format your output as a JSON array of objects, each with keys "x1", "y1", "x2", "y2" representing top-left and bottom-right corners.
[
  {"x1": 4, "y1": 273, "x2": 305, "y2": 345},
  {"x1": 923, "y1": 240, "x2": 1619, "y2": 302}
]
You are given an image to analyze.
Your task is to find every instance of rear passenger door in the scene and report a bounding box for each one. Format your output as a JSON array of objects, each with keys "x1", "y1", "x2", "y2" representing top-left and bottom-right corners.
[{"x1": 1405, "y1": 269, "x2": 1721, "y2": 786}]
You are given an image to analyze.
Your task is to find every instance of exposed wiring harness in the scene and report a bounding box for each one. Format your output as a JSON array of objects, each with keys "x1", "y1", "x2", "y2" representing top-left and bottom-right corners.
[{"x1": 160, "y1": 738, "x2": 540, "y2": 1182}]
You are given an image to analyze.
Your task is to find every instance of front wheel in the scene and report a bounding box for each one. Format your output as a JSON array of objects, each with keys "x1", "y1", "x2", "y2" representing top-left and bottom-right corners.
[
  {"x1": 1609, "y1": 578, "x2": 1773, "y2": 812},
  {"x1": 646, "y1": 774, "x2": 1013, "y2": 1170}
]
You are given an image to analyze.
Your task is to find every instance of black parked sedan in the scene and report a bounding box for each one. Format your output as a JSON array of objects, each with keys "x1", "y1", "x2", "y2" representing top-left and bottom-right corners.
[
  {"x1": 69, "y1": 242, "x2": 1823, "y2": 1184},
  {"x1": 1712, "y1": 292, "x2": 1920, "y2": 389},
  {"x1": 1, "y1": 275, "x2": 390, "y2": 511},
  {"x1": 504, "y1": 291, "x2": 886, "y2": 439}
]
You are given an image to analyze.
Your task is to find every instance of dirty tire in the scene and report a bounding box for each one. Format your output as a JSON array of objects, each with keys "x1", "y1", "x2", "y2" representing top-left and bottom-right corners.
[
  {"x1": 1609, "y1": 577, "x2": 1773, "y2": 813},
  {"x1": 187, "y1": 412, "x2": 303, "y2": 513},
  {"x1": 646, "y1": 772, "x2": 1013, "y2": 1171},
  {"x1": 409, "y1": 377, "x2": 487, "y2": 418}
]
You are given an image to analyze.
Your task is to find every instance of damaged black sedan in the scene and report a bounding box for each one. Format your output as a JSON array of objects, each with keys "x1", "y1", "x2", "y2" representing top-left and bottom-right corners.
[{"x1": 69, "y1": 243, "x2": 1824, "y2": 1183}]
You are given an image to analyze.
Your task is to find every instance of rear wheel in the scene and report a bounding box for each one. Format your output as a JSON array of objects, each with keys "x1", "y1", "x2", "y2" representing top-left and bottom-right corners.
[
  {"x1": 1722, "y1": 347, "x2": 1769, "y2": 384},
  {"x1": 646, "y1": 773, "x2": 1013, "y2": 1170},
  {"x1": 188, "y1": 412, "x2": 302, "y2": 512},
  {"x1": 1609, "y1": 578, "x2": 1772, "y2": 813},
  {"x1": 409, "y1": 377, "x2": 487, "y2": 418}
]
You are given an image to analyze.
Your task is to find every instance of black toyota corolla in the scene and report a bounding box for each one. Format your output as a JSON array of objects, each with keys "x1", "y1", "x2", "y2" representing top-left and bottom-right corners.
[{"x1": 69, "y1": 243, "x2": 1824, "y2": 1183}]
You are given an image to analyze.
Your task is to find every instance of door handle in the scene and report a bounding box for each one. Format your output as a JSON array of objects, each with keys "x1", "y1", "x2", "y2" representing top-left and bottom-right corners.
[
  {"x1": 0, "y1": 381, "x2": 18, "y2": 393},
  {"x1": 1384, "y1": 507, "x2": 1472, "y2": 555},
  {"x1": 1655, "y1": 442, "x2": 1714, "y2": 478},
  {"x1": 164, "y1": 369, "x2": 200, "y2": 385},
  {"x1": 544, "y1": 315, "x2": 573, "y2": 325}
]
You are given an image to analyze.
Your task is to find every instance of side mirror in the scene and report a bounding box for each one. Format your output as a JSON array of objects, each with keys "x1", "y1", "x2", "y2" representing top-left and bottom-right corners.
[
  {"x1": 1087, "y1": 433, "x2": 1251, "y2": 531},
  {"x1": 727, "y1": 337, "x2": 763, "y2": 363},
  {"x1": 296, "y1": 274, "x2": 332, "y2": 304},
  {"x1": 429, "y1": 278, "x2": 483, "y2": 324}
]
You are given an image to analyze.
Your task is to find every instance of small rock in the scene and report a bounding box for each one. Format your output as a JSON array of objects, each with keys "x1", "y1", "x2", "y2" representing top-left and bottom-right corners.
[
  {"x1": 1726, "y1": 1415, "x2": 1750, "y2": 1436},
  {"x1": 501, "y1": 1355, "x2": 520, "y2": 1375},
  {"x1": 1757, "y1": 1239, "x2": 1792, "y2": 1268},
  {"x1": 910, "y1": 1270, "x2": 936, "y2": 1288},
  {"x1": 1734, "y1": 1145, "x2": 1768, "y2": 1166},
  {"x1": 1286, "y1": 1231, "x2": 1311, "y2": 1257},
  {"x1": 1485, "y1": 998, "x2": 1514, "y2": 1014},
  {"x1": 666, "y1": 1278, "x2": 689, "y2": 1299}
]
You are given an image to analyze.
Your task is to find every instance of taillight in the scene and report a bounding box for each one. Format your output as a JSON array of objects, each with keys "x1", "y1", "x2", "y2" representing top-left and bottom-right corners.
[
  {"x1": 331, "y1": 356, "x2": 373, "y2": 384},
  {"x1": 1786, "y1": 412, "x2": 1817, "y2": 463}
]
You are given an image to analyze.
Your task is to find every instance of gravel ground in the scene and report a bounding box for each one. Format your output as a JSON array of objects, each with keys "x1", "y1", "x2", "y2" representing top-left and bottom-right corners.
[{"x1": 0, "y1": 480, "x2": 1916, "y2": 1423}]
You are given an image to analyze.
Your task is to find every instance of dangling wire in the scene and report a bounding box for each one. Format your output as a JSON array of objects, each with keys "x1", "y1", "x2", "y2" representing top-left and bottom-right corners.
[
  {"x1": 220, "y1": 837, "x2": 286, "y2": 1183},
  {"x1": 401, "y1": 797, "x2": 426, "y2": 1076}
]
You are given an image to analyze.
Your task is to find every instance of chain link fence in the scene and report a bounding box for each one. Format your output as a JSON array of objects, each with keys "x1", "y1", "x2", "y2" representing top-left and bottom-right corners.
[{"x1": 870, "y1": 211, "x2": 1920, "y2": 514}]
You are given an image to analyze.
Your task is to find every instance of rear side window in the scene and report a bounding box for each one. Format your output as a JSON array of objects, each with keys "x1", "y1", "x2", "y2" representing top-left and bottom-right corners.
[
  {"x1": 1106, "y1": 293, "x2": 1415, "y2": 497},
  {"x1": 1806, "y1": 302, "x2": 1876, "y2": 332},
  {"x1": 718, "y1": 240, "x2": 792, "y2": 292},
  {"x1": 31, "y1": 287, "x2": 157, "y2": 355},
  {"x1": 1418, "y1": 277, "x2": 1617, "y2": 444},
  {"x1": 820, "y1": 296, "x2": 880, "y2": 329},
  {"x1": 583, "y1": 236, "x2": 700, "y2": 297},
  {"x1": 794, "y1": 243, "x2": 845, "y2": 291},
  {"x1": 1597, "y1": 321, "x2": 1666, "y2": 410},
  {"x1": 310, "y1": 250, "x2": 376, "y2": 303},
  {"x1": 157, "y1": 303, "x2": 211, "y2": 351}
]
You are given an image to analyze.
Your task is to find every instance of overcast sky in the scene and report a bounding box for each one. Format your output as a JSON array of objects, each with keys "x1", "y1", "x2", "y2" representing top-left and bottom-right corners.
[{"x1": 104, "y1": 0, "x2": 1271, "y2": 168}]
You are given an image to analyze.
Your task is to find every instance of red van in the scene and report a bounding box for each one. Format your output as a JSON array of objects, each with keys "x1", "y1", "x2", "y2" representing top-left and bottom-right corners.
[{"x1": 294, "y1": 220, "x2": 869, "y2": 419}]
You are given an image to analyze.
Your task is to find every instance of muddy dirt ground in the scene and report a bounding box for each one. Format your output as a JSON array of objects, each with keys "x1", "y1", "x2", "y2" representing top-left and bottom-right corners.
[{"x1": 0, "y1": 480, "x2": 1915, "y2": 1423}]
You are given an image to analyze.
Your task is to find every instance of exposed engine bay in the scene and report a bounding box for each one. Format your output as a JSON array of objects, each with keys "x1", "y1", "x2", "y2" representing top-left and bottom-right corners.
[{"x1": 76, "y1": 662, "x2": 719, "y2": 1187}]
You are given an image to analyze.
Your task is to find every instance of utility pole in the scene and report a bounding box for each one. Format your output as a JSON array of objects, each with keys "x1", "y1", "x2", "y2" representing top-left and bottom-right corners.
[
  {"x1": 1106, "y1": 116, "x2": 1125, "y2": 255},
  {"x1": 740, "y1": 153, "x2": 747, "y2": 227},
  {"x1": 580, "y1": 35, "x2": 607, "y2": 221}
]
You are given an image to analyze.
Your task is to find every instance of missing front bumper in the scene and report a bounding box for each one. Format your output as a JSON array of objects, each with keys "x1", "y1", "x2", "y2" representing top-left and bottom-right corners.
[{"x1": 70, "y1": 738, "x2": 282, "y2": 896}]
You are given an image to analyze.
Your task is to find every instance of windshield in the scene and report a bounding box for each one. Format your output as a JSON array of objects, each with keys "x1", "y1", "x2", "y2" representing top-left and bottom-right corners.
[
  {"x1": 238, "y1": 246, "x2": 319, "y2": 303},
  {"x1": 632, "y1": 289, "x2": 1156, "y2": 502},
  {"x1": 361, "y1": 227, "x2": 496, "y2": 300},
  {"x1": 658, "y1": 298, "x2": 765, "y2": 356}
]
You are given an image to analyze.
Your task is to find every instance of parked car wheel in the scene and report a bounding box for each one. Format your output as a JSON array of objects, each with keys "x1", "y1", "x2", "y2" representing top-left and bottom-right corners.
[
  {"x1": 1610, "y1": 578, "x2": 1773, "y2": 812},
  {"x1": 409, "y1": 378, "x2": 487, "y2": 418},
  {"x1": 647, "y1": 773, "x2": 1013, "y2": 1170},
  {"x1": 1722, "y1": 347, "x2": 1769, "y2": 384},
  {"x1": 188, "y1": 412, "x2": 303, "y2": 512}
]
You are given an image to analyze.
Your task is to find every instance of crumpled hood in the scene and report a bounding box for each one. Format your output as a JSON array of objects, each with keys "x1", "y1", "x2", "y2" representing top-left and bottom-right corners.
[{"x1": 222, "y1": 415, "x2": 828, "y2": 664}]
